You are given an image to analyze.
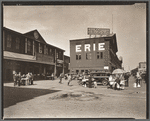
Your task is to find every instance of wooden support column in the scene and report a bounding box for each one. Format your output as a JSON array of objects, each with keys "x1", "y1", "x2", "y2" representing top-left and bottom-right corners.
[
  {"x1": 33, "y1": 41, "x2": 34, "y2": 55},
  {"x1": 25, "y1": 38, "x2": 27, "y2": 53},
  {"x1": 54, "y1": 48, "x2": 57, "y2": 77},
  {"x1": 62, "y1": 51, "x2": 64, "y2": 74},
  {"x1": 39, "y1": 43, "x2": 40, "y2": 53},
  {"x1": 3, "y1": 30, "x2": 5, "y2": 50}
]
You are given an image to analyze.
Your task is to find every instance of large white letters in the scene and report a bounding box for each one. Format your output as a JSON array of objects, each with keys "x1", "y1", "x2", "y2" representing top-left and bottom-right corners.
[
  {"x1": 98, "y1": 43, "x2": 105, "y2": 50},
  {"x1": 93, "y1": 43, "x2": 95, "y2": 51},
  {"x1": 76, "y1": 45, "x2": 81, "y2": 52},
  {"x1": 84, "y1": 44, "x2": 90, "y2": 52},
  {"x1": 75, "y1": 43, "x2": 105, "y2": 52}
]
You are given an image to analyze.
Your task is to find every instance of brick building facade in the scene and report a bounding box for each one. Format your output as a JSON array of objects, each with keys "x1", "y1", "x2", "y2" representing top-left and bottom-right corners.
[{"x1": 70, "y1": 34, "x2": 122, "y2": 74}]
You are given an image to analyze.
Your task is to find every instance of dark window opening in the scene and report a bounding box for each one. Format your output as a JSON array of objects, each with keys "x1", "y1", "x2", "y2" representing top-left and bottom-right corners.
[
  {"x1": 81, "y1": 70, "x2": 84, "y2": 73},
  {"x1": 101, "y1": 52, "x2": 103, "y2": 59},
  {"x1": 7, "y1": 34, "x2": 12, "y2": 48},
  {"x1": 86, "y1": 53, "x2": 91, "y2": 60},
  {"x1": 16, "y1": 37, "x2": 20, "y2": 50},
  {"x1": 76, "y1": 70, "x2": 79, "y2": 74},
  {"x1": 27, "y1": 40, "x2": 32, "y2": 52},
  {"x1": 97, "y1": 52, "x2": 103, "y2": 59},
  {"x1": 76, "y1": 54, "x2": 81, "y2": 60}
]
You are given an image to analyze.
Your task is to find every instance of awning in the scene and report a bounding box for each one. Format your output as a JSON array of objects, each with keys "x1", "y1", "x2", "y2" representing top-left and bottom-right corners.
[
  {"x1": 3, "y1": 51, "x2": 55, "y2": 65},
  {"x1": 4, "y1": 51, "x2": 36, "y2": 60}
]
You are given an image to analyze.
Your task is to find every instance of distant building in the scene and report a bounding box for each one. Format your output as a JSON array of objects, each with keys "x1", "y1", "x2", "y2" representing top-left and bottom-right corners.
[
  {"x1": 3, "y1": 27, "x2": 66, "y2": 82},
  {"x1": 69, "y1": 33, "x2": 122, "y2": 74},
  {"x1": 131, "y1": 67, "x2": 138, "y2": 76},
  {"x1": 138, "y1": 62, "x2": 146, "y2": 74}
]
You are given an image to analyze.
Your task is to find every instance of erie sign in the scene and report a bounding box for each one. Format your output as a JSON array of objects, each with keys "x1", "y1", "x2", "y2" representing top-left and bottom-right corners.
[
  {"x1": 88, "y1": 28, "x2": 110, "y2": 36},
  {"x1": 76, "y1": 43, "x2": 105, "y2": 52}
]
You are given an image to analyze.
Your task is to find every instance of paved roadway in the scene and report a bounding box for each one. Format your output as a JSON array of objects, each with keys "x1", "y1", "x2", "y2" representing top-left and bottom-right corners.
[{"x1": 3, "y1": 76, "x2": 147, "y2": 119}]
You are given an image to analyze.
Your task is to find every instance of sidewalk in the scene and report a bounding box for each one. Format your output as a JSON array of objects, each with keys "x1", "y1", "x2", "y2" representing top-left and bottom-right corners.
[{"x1": 4, "y1": 76, "x2": 146, "y2": 99}]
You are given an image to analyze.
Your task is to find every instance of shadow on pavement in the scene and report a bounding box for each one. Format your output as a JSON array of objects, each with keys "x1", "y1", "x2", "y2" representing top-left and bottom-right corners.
[{"x1": 3, "y1": 86, "x2": 61, "y2": 108}]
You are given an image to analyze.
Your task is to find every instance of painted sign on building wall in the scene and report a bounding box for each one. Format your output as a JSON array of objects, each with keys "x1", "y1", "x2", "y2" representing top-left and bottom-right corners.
[
  {"x1": 57, "y1": 59, "x2": 64, "y2": 64},
  {"x1": 76, "y1": 43, "x2": 105, "y2": 52}
]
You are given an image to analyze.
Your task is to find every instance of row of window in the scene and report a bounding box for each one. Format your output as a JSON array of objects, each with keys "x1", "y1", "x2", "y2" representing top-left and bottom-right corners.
[
  {"x1": 7, "y1": 34, "x2": 20, "y2": 49},
  {"x1": 76, "y1": 52, "x2": 103, "y2": 60},
  {"x1": 5, "y1": 33, "x2": 63, "y2": 59}
]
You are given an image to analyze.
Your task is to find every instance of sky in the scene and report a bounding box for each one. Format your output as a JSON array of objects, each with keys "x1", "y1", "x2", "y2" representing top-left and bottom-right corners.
[{"x1": 3, "y1": 3, "x2": 146, "y2": 71}]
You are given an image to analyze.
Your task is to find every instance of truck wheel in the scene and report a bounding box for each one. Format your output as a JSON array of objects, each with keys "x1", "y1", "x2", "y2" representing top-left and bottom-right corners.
[{"x1": 102, "y1": 80, "x2": 108, "y2": 86}]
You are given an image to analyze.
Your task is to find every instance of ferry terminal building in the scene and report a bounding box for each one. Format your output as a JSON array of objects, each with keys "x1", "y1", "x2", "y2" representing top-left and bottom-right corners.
[
  {"x1": 70, "y1": 32, "x2": 122, "y2": 74},
  {"x1": 3, "y1": 27, "x2": 69, "y2": 82}
]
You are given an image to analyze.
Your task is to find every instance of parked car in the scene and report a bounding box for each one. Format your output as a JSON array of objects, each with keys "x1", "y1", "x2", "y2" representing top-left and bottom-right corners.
[{"x1": 90, "y1": 71, "x2": 110, "y2": 86}]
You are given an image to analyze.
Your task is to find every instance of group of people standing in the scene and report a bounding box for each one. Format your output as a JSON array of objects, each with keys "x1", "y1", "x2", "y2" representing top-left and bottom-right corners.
[
  {"x1": 13, "y1": 72, "x2": 34, "y2": 86},
  {"x1": 58, "y1": 73, "x2": 72, "y2": 86},
  {"x1": 107, "y1": 73, "x2": 130, "y2": 90},
  {"x1": 107, "y1": 71, "x2": 144, "y2": 90}
]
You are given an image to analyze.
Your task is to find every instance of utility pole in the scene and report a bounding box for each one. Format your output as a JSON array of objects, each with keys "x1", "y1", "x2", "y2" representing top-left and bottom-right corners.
[{"x1": 112, "y1": 14, "x2": 113, "y2": 34}]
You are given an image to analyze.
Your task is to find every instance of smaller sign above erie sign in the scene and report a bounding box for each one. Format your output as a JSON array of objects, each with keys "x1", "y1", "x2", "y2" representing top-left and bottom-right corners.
[{"x1": 87, "y1": 28, "x2": 110, "y2": 36}]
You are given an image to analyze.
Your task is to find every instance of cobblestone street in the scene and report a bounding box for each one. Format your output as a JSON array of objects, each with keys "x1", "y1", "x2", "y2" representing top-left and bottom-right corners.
[{"x1": 3, "y1": 76, "x2": 146, "y2": 119}]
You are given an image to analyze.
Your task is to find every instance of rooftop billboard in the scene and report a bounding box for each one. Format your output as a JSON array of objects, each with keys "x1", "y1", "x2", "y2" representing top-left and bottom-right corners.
[{"x1": 87, "y1": 28, "x2": 110, "y2": 36}]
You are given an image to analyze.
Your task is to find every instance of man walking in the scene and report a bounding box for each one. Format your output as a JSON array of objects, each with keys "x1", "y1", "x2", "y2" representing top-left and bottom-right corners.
[
  {"x1": 124, "y1": 73, "x2": 130, "y2": 87},
  {"x1": 136, "y1": 71, "x2": 141, "y2": 87},
  {"x1": 68, "y1": 74, "x2": 72, "y2": 86},
  {"x1": 59, "y1": 73, "x2": 63, "y2": 83},
  {"x1": 51, "y1": 73, "x2": 54, "y2": 81},
  {"x1": 13, "y1": 72, "x2": 17, "y2": 86}
]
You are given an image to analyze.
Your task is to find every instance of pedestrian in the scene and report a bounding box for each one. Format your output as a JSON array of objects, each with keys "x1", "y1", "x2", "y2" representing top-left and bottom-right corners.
[
  {"x1": 120, "y1": 74, "x2": 125, "y2": 90},
  {"x1": 17, "y1": 72, "x2": 21, "y2": 86},
  {"x1": 114, "y1": 74, "x2": 121, "y2": 90},
  {"x1": 124, "y1": 73, "x2": 130, "y2": 87},
  {"x1": 13, "y1": 72, "x2": 17, "y2": 86},
  {"x1": 136, "y1": 71, "x2": 142, "y2": 87},
  {"x1": 51, "y1": 73, "x2": 54, "y2": 81},
  {"x1": 78, "y1": 74, "x2": 83, "y2": 85},
  {"x1": 59, "y1": 73, "x2": 63, "y2": 83},
  {"x1": 30, "y1": 73, "x2": 34, "y2": 85},
  {"x1": 93, "y1": 81, "x2": 97, "y2": 88},
  {"x1": 88, "y1": 74, "x2": 92, "y2": 88},
  {"x1": 26, "y1": 73, "x2": 30, "y2": 85},
  {"x1": 107, "y1": 74, "x2": 113, "y2": 89},
  {"x1": 68, "y1": 74, "x2": 72, "y2": 86},
  {"x1": 82, "y1": 74, "x2": 87, "y2": 87}
]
